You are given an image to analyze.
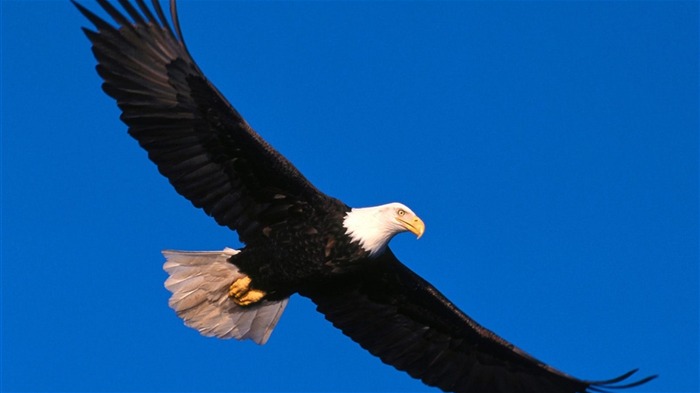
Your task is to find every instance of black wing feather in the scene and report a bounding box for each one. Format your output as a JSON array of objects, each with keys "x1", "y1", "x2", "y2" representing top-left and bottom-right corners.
[
  {"x1": 303, "y1": 249, "x2": 655, "y2": 393},
  {"x1": 74, "y1": 0, "x2": 327, "y2": 243}
]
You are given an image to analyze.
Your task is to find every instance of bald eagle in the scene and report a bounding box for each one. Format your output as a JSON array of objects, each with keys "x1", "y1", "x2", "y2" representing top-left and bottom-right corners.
[{"x1": 74, "y1": 1, "x2": 655, "y2": 392}]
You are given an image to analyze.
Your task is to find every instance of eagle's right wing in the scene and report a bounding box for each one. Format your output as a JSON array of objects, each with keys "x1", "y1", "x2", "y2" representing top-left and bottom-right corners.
[{"x1": 74, "y1": 0, "x2": 328, "y2": 243}]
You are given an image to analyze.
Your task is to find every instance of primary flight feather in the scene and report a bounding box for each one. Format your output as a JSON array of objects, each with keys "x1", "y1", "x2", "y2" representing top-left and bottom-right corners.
[{"x1": 74, "y1": 1, "x2": 655, "y2": 392}]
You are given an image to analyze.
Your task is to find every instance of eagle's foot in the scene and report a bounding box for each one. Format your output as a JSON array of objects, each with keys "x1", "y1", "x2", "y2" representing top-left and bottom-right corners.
[{"x1": 228, "y1": 276, "x2": 266, "y2": 306}]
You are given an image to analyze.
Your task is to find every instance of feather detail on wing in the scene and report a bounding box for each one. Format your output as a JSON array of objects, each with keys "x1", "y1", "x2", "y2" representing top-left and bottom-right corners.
[
  {"x1": 163, "y1": 248, "x2": 287, "y2": 345},
  {"x1": 302, "y1": 249, "x2": 655, "y2": 393},
  {"x1": 73, "y1": 0, "x2": 327, "y2": 244}
]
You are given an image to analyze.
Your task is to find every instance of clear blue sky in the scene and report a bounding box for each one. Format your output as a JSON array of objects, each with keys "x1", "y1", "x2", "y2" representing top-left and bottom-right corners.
[{"x1": 2, "y1": 1, "x2": 697, "y2": 392}]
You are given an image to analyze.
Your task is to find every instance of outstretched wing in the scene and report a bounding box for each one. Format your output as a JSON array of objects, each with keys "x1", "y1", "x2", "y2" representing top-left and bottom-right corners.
[
  {"x1": 74, "y1": 0, "x2": 329, "y2": 243},
  {"x1": 302, "y1": 249, "x2": 655, "y2": 393}
]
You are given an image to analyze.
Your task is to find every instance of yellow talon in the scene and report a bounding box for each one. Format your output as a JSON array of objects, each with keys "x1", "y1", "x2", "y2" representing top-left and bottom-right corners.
[
  {"x1": 228, "y1": 276, "x2": 252, "y2": 298},
  {"x1": 237, "y1": 289, "x2": 266, "y2": 306},
  {"x1": 228, "y1": 276, "x2": 266, "y2": 306}
]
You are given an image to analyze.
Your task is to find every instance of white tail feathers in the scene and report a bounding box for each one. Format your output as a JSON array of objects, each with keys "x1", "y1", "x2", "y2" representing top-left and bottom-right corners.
[{"x1": 163, "y1": 248, "x2": 288, "y2": 345}]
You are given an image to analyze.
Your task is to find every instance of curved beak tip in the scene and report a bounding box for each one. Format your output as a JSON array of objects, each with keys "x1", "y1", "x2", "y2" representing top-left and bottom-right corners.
[
  {"x1": 399, "y1": 216, "x2": 425, "y2": 240},
  {"x1": 413, "y1": 218, "x2": 425, "y2": 239}
]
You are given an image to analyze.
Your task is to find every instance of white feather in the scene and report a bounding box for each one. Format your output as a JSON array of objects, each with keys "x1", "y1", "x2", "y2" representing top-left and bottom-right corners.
[
  {"x1": 162, "y1": 248, "x2": 288, "y2": 345},
  {"x1": 343, "y1": 202, "x2": 416, "y2": 256}
]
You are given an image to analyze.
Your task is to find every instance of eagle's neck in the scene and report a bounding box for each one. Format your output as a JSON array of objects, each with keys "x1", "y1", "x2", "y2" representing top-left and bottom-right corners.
[{"x1": 342, "y1": 206, "x2": 397, "y2": 257}]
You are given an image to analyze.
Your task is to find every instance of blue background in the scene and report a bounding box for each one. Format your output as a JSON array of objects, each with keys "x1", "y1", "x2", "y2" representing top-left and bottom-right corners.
[{"x1": 2, "y1": 1, "x2": 697, "y2": 392}]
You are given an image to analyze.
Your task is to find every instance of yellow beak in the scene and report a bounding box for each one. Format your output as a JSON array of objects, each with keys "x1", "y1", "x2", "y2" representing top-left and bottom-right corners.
[{"x1": 399, "y1": 216, "x2": 426, "y2": 239}]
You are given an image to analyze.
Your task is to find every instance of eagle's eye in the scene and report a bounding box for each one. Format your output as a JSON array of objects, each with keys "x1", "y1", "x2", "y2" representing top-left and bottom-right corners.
[{"x1": 397, "y1": 209, "x2": 406, "y2": 216}]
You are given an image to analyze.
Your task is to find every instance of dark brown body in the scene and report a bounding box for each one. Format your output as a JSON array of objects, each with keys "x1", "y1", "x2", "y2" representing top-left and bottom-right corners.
[{"x1": 231, "y1": 197, "x2": 371, "y2": 300}]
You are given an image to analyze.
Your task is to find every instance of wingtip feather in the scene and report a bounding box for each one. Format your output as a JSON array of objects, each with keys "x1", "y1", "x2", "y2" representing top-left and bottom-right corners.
[{"x1": 587, "y1": 369, "x2": 658, "y2": 392}]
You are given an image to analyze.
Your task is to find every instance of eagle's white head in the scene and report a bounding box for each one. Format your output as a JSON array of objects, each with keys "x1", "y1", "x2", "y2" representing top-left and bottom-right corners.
[{"x1": 343, "y1": 202, "x2": 425, "y2": 257}]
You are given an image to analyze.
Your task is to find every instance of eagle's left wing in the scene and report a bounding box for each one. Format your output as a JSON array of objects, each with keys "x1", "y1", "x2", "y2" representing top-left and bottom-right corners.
[{"x1": 302, "y1": 249, "x2": 655, "y2": 393}]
